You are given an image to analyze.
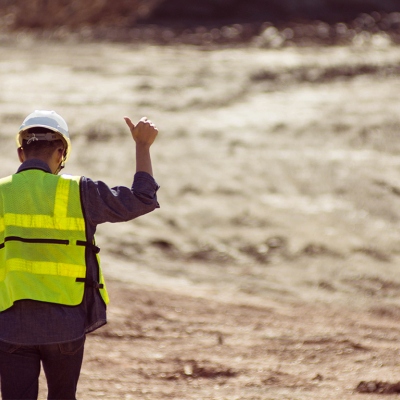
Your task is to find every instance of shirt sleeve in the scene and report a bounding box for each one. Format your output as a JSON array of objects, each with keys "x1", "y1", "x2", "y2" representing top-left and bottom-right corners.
[{"x1": 80, "y1": 171, "x2": 160, "y2": 226}]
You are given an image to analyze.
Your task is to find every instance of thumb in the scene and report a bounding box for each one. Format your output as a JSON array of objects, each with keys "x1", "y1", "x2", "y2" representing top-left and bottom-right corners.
[{"x1": 124, "y1": 116, "x2": 135, "y2": 131}]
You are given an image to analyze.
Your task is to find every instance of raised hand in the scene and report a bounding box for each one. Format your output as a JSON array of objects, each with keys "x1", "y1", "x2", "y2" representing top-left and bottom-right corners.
[{"x1": 124, "y1": 116, "x2": 158, "y2": 148}]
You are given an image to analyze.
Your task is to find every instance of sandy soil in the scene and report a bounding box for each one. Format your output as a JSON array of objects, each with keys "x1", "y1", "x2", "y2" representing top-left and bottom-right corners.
[{"x1": 2, "y1": 36, "x2": 400, "y2": 399}]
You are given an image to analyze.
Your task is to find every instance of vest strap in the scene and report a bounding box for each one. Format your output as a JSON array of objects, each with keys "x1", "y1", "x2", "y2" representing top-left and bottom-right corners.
[
  {"x1": 76, "y1": 241, "x2": 100, "y2": 254},
  {"x1": 0, "y1": 237, "x2": 69, "y2": 250},
  {"x1": 0, "y1": 238, "x2": 100, "y2": 254},
  {"x1": 75, "y1": 277, "x2": 104, "y2": 289}
]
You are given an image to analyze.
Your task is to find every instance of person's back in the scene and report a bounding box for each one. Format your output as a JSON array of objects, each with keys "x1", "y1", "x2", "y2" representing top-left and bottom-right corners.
[{"x1": 0, "y1": 110, "x2": 159, "y2": 400}]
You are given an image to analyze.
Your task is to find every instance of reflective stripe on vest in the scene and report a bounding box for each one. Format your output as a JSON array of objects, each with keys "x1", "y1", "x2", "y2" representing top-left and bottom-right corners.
[{"x1": 0, "y1": 170, "x2": 109, "y2": 312}]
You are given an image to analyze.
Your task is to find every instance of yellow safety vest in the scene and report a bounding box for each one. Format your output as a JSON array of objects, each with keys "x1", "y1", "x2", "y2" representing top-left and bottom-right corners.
[{"x1": 0, "y1": 169, "x2": 109, "y2": 312}]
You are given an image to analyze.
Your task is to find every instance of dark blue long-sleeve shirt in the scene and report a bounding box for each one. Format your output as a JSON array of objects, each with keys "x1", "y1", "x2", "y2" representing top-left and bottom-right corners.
[{"x1": 0, "y1": 159, "x2": 159, "y2": 345}]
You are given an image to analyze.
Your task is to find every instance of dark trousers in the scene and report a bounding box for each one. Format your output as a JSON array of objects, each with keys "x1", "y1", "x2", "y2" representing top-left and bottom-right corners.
[{"x1": 0, "y1": 336, "x2": 85, "y2": 400}]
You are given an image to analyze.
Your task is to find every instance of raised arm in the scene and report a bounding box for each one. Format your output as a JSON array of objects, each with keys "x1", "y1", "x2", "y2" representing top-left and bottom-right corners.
[{"x1": 124, "y1": 116, "x2": 158, "y2": 176}]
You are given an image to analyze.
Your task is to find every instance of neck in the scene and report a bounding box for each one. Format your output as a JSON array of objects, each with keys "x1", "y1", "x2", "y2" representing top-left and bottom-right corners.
[{"x1": 23, "y1": 156, "x2": 60, "y2": 175}]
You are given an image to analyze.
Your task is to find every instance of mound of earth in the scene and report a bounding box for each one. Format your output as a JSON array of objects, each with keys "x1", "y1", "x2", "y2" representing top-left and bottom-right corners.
[
  {"x1": 147, "y1": 0, "x2": 399, "y2": 25},
  {"x1": 1, "y1": 0, "x2": 399, "y2": 31}
]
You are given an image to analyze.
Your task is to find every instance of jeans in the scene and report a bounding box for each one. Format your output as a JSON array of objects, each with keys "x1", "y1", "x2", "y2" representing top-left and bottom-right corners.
[{"x1": 0, "y1": 336, "x2": 85, "y2": 400}]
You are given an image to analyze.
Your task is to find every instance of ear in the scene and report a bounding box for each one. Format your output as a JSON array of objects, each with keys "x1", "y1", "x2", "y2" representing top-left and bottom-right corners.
[
  {"x1": 17, "y1": 147, "x2": 25, "y2": 163},
  {"x1": 55, "y1": 146, "x2": 65, "y2": 164}
]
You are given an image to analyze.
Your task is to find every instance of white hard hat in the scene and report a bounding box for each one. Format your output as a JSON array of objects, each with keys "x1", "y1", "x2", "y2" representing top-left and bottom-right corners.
[{"x1": 16, "y1": 110, "x2": 71, "y2": 164}]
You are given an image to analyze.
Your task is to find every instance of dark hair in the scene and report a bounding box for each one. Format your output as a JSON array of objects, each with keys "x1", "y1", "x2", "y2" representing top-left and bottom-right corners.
[{"x1": 21, "y1": 128, "x2": 65, "y2": 160}]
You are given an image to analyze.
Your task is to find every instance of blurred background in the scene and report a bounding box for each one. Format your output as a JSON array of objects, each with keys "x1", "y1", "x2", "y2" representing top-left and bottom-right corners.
[{"x1": 1, "y1": 0, "x2": 400, "y2": 304}]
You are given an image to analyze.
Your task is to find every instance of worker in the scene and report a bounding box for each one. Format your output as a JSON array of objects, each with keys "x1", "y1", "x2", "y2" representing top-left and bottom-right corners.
[{"x1": 0, "y1": 110, "x2": 159, "y2": 399}]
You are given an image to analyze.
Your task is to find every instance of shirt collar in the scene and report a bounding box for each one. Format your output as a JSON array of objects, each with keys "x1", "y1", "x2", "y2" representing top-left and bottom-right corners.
[{"x1": 17, "y1": 159, "x2": 52, "y2": 174}]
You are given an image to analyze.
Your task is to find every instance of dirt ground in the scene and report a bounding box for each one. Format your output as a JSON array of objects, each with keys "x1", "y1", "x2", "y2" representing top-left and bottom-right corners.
[
  {"x1": 78, "y1": 281, "x2": 400, "y2": 400},
  {"x1": 2, "y1": 36, "x2": 400, "y2": 399}
]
